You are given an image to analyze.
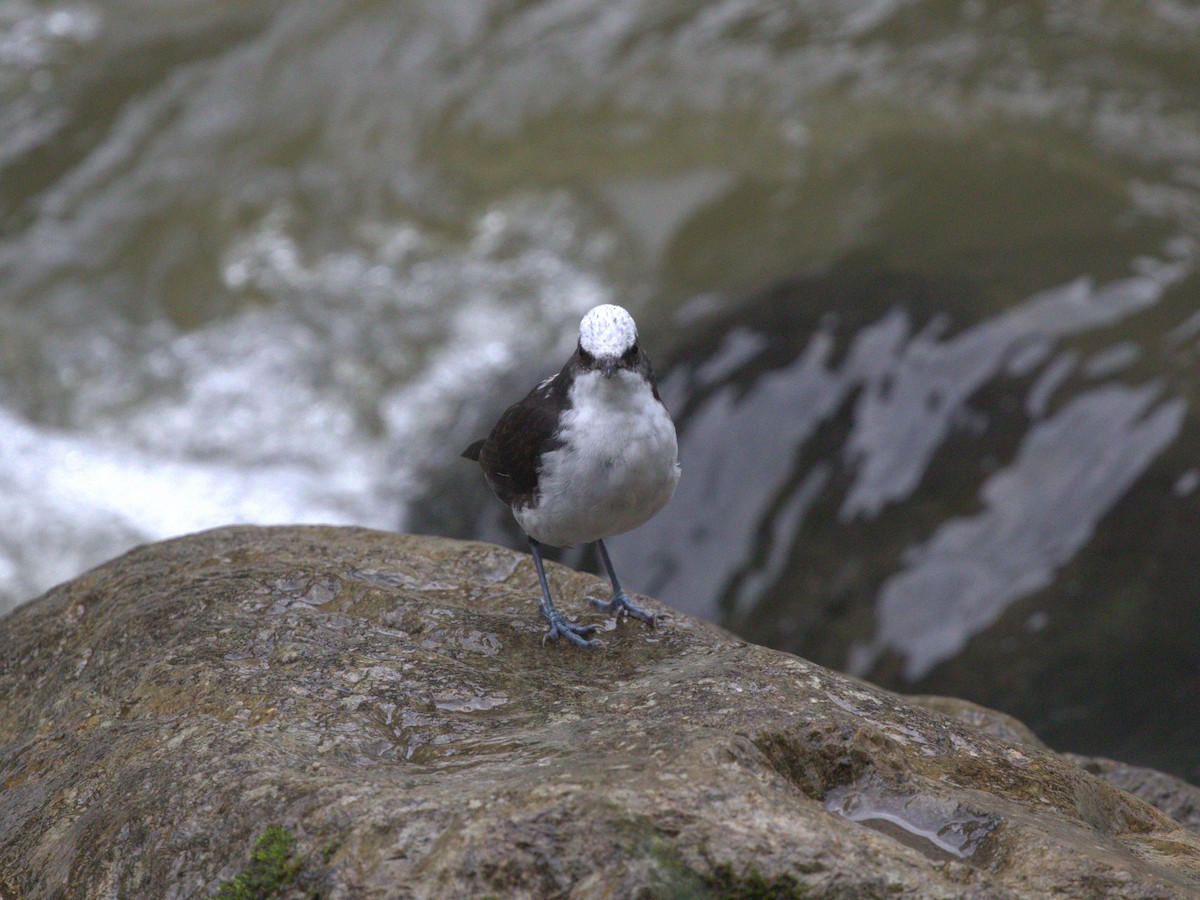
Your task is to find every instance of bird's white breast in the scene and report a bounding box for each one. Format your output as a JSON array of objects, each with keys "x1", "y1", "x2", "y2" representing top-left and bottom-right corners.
[{"x1": 515, "y1": 370, "x2": 680, "y2": 547}]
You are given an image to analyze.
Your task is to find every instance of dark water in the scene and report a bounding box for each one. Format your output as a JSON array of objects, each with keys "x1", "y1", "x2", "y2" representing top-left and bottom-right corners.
[
  {"x1": 642, "y1": 263, "x2": 1200, "y2": 779},
  {"x1": 2, "y1": 3, "x2": 1199, "y2": 778}
]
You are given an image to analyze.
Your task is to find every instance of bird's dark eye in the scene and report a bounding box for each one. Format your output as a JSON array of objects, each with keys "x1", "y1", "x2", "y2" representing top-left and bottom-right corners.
[
  {"x1": 578, "y1": 343, "x2": 595, "y2": 365},
  {"x1": 623, "y1": 342, "x2": 639, "y2": 360}
]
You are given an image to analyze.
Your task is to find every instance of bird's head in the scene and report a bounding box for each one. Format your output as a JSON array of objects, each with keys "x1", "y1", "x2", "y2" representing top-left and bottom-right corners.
[{"x1": 576, "y1": 304, "x2": 640, "y2": 379}]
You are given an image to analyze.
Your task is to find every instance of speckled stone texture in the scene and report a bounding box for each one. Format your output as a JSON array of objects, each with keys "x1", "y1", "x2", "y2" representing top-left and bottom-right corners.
[{"x1": 2, "y1": 526, "x2": 1199, "y2": 898}]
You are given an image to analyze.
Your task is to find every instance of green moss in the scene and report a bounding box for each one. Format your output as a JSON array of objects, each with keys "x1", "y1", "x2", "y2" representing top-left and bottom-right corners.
[
  {"x1": 702, "y1": 864, "x2": 809, "y2": 899},
  {"x1": 214, "y1": 825, "x2": 300, "y2": 899},
  {"x1": 642, "y1": 838, "x2": 808, "y2": 899},
  {"x1": 643, "y1": 841, "x2": 710, "y2": 899}
]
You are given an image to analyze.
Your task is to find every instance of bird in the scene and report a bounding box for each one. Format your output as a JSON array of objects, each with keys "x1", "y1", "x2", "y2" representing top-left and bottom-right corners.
[{"x1": 462, "y1": 304, "x2": 680, "y2": 648}]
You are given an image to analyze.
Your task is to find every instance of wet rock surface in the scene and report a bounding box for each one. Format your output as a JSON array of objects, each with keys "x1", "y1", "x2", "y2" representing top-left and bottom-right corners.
[{"x1": 2, "y1": 525, "x2": 1199, "y2": 898}]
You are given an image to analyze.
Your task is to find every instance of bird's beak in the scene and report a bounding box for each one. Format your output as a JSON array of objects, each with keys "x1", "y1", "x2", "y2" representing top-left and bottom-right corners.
[{"x1": 600, "y1": 358, "x2": 618, "y2": 378}]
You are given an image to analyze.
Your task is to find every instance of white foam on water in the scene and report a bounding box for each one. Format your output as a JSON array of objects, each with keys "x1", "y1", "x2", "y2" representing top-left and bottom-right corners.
[
  {"x1": 0, "y1": 401, "x2": 376, "y2": 612},
  {"x1": 0, "y1": 195, "x2": 619, "y2": 614}
]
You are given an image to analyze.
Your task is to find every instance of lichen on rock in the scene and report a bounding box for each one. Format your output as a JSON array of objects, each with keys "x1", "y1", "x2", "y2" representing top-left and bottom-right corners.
[{"x1": 1, "y1": 525, "x2": 1199, "y2": 897}]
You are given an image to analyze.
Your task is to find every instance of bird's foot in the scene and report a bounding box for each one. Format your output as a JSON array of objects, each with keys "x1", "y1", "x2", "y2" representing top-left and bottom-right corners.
[
  {"x1": 542, "y1": 611, "x2": 601, "y2": 649},
  {"x1": 589, "y1": 590, "x2": 657, "y2": 627}
]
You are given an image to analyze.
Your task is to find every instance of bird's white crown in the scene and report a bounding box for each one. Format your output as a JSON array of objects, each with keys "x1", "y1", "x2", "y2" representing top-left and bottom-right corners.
[{"x1": 579, "y1": 304, "x2": 637, "y2": 358}]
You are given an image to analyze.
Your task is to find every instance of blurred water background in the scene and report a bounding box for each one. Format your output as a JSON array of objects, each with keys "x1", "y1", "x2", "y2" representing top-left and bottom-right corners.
[{"x1": 2, "y1": 1, "x2": 1199, "y2": 779}]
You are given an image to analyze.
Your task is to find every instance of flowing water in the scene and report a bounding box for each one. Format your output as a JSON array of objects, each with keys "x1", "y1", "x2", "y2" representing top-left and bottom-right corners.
[{"x1": 2, "y1": 2, "x2": 1199, "y2": 778}]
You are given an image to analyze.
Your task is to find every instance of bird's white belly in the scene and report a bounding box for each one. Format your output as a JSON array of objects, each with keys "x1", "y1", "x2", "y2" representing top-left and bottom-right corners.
[{"x1": 515, "y1": 371, "x2": 680, "y2": 547}]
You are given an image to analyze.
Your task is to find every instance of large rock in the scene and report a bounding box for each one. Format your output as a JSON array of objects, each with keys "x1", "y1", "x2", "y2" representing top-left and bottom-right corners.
[{"x1": 2, "y1": 525, "x2": 1199, "y2": 898}]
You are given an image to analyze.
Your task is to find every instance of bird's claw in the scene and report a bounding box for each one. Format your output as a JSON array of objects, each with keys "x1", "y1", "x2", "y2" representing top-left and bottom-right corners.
[
  {"x1": 542, "y1": 616, "x2": 601, "y2": 649},
  {"x1": 588, "y1": 592, "x2": 657, "y2": 627}
]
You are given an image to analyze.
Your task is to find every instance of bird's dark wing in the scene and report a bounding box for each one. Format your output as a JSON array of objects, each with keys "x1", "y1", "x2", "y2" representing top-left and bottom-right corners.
[{"x1": 471, "y1": 375, "x2": 566, "y2": 508}]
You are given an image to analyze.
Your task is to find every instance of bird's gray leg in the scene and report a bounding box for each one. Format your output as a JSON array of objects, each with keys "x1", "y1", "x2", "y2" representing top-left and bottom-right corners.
[
  {"x1": 589, "y1": 539, "x2": 656, "y2": 626},
  {"x1": 529, "y1": 538, "x2": 599, "y2": 648}
]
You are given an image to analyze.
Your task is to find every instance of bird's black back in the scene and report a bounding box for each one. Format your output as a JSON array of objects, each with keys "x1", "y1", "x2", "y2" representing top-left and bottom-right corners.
[{"x1": 463, "y1": 366, "x2": 572, "y2": 509}]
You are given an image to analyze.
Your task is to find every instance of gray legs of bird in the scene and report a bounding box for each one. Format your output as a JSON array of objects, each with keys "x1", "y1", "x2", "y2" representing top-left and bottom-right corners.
[
  {"x1": 529, "y1": 538, "x2": 599, "y2": 648},
  {"x1": 589, "y1": 539, "x2": 656, "y2": 626}
]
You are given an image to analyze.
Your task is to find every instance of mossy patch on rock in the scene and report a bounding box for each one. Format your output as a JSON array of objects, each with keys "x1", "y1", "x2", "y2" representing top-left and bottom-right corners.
[
  {"x1": 214, "y1": 826, "x2": 299, "y2": 899},
  {"x1": 703, "y1": 864, "x2": 808, "y2": 899}
]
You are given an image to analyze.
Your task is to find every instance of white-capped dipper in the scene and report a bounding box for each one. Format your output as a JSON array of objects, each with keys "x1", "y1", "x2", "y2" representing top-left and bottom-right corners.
[{"x1": 463, "y1": 304, "x2": 681, "y2": 648}]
